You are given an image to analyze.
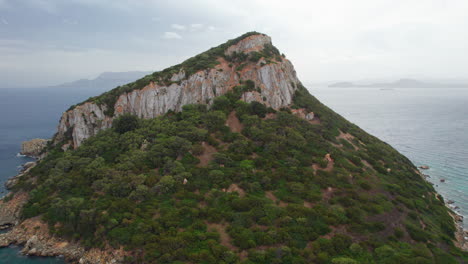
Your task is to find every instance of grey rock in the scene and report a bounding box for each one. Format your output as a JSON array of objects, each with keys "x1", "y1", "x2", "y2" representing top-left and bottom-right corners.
[
  {"x1": 21, "y1": 139, "x2": 49, "y2": 158},
  {"x1": 55, "y1": 34, "x2": 301, "y2": 148}
]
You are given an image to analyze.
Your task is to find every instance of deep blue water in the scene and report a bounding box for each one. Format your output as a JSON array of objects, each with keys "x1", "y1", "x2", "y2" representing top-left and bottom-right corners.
[
  {"x1": 0, "y1": 88, "x2": 95, "y2": 263},
  {"x1": 0, "y1": 87, "x2": 467, "y2": 262}
]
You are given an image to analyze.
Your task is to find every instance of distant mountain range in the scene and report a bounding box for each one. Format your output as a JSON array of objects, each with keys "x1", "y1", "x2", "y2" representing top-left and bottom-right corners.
[
  {"x1": 329, "y1": 78, "x2": 468, "y2": 88},
  {"x1": 45, "y1": 71, "x2": 151, "y2": 92}
]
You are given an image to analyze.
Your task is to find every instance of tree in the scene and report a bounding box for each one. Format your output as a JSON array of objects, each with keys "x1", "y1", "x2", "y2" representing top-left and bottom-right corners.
[
  {"x1": 113, "y1": 114, "x2": 140, "y2": 134},
  {"x1": 208, "y1": 170, "x2": 225, "y2": 185},
  {"x1": 203, "y1": 111, "x2": 226, "y2": 131},
  {"x1": 249, "y1": 101, "x2": 267, "y2": 117},
  {"x1": 158, "y1": 175, "x2": 176, "y2": 194},
  {"x1": 129, "y1": 184, "x2": 149, "y2": 201},
  {"x1": 212, "y1": 96, "x2": 231, "y2": 113},
  {"x1": 239, "y1": 160, "x2": 254, "y2": 170}
]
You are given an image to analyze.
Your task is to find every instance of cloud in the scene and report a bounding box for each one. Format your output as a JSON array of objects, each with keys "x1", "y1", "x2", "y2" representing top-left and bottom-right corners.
[
  {"x1": 2, "y1": 0, "x2": 468, "y2": 86},
  {"x1": 190, "y1": 23, "x2": 203, "y2": 31},
  {"x1": 162, "y1": 32, "x2": 182, "y2": 39},
  {"x1": 171, "y1": 23, "x2": 186, "y2": 30}
]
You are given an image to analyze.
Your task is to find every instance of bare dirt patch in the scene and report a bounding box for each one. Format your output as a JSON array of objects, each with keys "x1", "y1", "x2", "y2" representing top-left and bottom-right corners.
[
  {"x1": 226, "y1": 111, "x2": 244, "y2": 133},
  {"x1": 196, "y1": 142, "x2": 218, "y2": 167},
  {"x1": 309, "y1": 117, "x2": 321, "y2": 124},
  {"x1": 361, "y1": 159, "x2": 374, "y2": 171},
  {"x1": 206, "y1": 222, "x2": 237, "y2": 251},
  {"x1": 336, "y1": 130, "x2": 360, "y2": 150},
  {"x1": 322, "y1": 187, "x2": 335, "y2": 201}
]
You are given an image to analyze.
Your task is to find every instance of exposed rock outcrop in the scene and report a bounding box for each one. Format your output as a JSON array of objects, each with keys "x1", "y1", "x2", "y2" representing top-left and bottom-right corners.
[
  {"x1": 0, "y1": 217, "x2": 125, "y2": 263},
  {"x1": 449, "y1": 210, "x2": 468, "y2": 251},
  {"x1": 291, "y1": 108, "x2": 315, "y2": 121},
  {"x1": 4, "y1": 162, "x2": 37, "y2": 190},
  {"x1": 21, "y1": 139, "x2": 49, "y2": 158},
  {"x1": 54, "y1": 34, "x2": 301, "y2": 148},
  {"x1": 56, "y1": 103, "x2": 113, "y2": 150},
  {"x1": 0, "y1": 192, "x2": 28, "y2": 230},
  {"x1": 225, "y1": 34, "x2": 272, "y2": 56}
]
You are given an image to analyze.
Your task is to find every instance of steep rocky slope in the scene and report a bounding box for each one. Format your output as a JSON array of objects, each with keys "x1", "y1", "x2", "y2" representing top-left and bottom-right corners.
[{"x1": 55, "y1": 33, "x2": 300, "y2": 148}]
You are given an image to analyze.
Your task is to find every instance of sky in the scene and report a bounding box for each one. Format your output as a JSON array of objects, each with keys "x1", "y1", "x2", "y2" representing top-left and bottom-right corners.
[{"x1": 1, "y1": 0, "x2": 467, "y2": 87}]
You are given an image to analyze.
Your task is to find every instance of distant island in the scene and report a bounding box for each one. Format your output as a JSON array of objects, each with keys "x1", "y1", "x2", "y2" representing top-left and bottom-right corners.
[
  {"x1": 329, "y1": 78, "x2": 468, "y2": 88},
  {"x1": 43, "y1": 71, "x2": 151, "y2": 92}
]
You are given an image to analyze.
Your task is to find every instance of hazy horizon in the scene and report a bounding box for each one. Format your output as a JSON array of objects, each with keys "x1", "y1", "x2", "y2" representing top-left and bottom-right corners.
[
  {"x1": 1, "y1": 0, "x2": 468, "y2": 88},
  {"x1": 3, "y1": 71, "x2": 468, "y2": 89}
]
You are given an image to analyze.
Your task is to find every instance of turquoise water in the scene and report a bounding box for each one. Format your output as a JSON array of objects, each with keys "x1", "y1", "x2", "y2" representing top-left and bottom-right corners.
[
  {"x1": 313, "y1": 87, "x2": 468, "y2": 229},
  {"x1": 0, "y1": 87, "x2": 467, "y2": 262},
  {"x1": 0, "y1": 245, "x2": 64, "y2": 263}
]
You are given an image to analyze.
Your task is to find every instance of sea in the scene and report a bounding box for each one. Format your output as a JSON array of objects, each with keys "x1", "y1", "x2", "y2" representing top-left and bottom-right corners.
[
  {"x1": 0, "y1": 86, "x2": 467, "y2": 262},
  {"x1": 0, "y1": 88, "x2": 93, "y2": 263}
]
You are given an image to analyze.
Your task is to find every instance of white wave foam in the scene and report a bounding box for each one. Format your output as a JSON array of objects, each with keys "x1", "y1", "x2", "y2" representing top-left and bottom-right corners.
[{"x1": 15, "y1": 153, "x2": 26, "y2": 158}]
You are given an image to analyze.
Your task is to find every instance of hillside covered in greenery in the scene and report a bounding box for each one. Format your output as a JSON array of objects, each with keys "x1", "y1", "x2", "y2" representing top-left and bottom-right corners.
[{"x1": 10, "y1": 82, "x2": 467, "y2": 263}]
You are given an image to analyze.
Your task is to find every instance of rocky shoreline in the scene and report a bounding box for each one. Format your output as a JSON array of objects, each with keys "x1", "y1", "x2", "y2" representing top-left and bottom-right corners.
[
  {"x1": 451, "y1": 210, "x2": 468, "y2": 251},
  {"x1": 417, "y1": 167, "x2": 468, "y2": 251},
  {"x1": 0, "y1": 139, "x2": 126, "y2": 263},
  {"x1": 0, "y1": 191, "x2": 126, "y2": 263},
  {"x1": 4, "y1": 161, "x2": 36, "y2": 191}
]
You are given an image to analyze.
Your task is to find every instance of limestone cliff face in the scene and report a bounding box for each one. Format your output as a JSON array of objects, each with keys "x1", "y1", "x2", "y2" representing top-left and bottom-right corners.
[
  {"x1": 56, "y1": 103, "x2": 112, "y2": 149},
  {"x1": 55, "y1": 34, "x2": 301, "y2": 148}
]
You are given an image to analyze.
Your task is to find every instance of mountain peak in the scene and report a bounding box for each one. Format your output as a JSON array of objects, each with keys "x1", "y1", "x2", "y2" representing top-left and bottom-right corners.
[
  {"x1": 56, "y1": 32, "x2": 298, "y2": 148},
  {"x1": 225, "y1": 33, "x2": 272, "y2": 56}
]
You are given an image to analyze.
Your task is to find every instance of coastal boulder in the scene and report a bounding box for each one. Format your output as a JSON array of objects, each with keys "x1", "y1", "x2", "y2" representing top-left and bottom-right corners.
[{"x1": 21, "y1": 139, "x2": 49, "y2": 158}]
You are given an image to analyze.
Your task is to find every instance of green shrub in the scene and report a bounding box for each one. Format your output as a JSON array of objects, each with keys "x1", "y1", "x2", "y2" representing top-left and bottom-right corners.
[{"x1": 113, "y1": 114, "x2": 140, "y2": 134}]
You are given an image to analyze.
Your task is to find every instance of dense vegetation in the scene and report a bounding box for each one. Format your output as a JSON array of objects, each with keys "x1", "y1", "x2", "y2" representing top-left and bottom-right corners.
[
  {"x1": 67, "y1": 31, "x2": 281, "y2": 116},
  {"x1": 12, "y1": 85, "x2": 467, "y2": 263}
]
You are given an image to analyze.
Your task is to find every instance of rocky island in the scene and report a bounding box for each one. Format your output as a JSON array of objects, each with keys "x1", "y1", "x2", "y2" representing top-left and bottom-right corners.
[{"x1": 0, "y1": 32, "x2": 466, "y2": 263}]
